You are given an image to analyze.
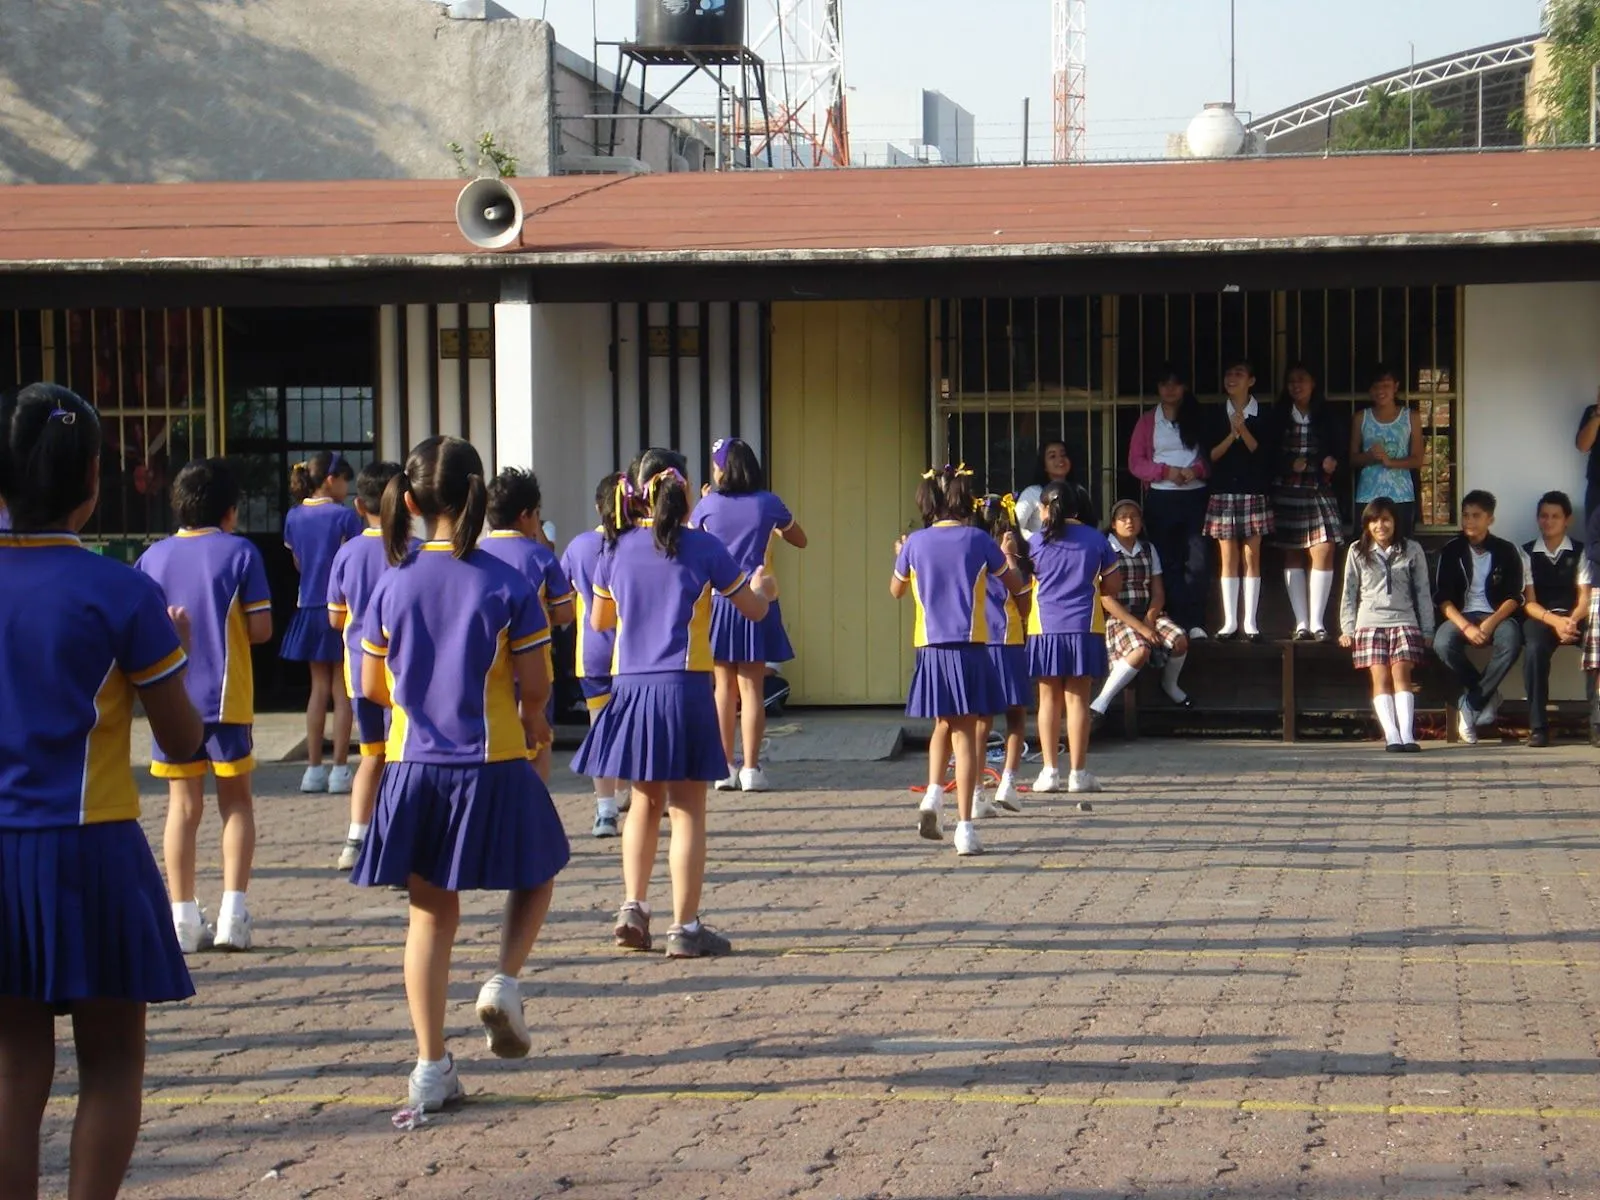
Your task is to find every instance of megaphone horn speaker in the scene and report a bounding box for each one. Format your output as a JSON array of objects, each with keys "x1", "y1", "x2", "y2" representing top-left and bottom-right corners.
[{"x1": 455, "y1": 177, "x2": 525, "y2": 250}]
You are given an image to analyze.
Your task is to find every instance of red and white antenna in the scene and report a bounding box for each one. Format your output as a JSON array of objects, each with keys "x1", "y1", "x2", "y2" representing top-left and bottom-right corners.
[{"x1": 1052, "y1": 0, "x2": 1086, "y2": 162}]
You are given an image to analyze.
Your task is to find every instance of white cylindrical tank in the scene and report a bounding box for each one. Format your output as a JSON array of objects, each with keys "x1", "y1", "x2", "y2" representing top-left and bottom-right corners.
[{"x1": 1186, "y1": 102, "x2": 1247, "y2": 158}]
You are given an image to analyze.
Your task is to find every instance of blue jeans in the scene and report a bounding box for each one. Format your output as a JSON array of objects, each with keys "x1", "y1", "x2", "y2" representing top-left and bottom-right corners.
[
  {"x1": 1143, "y1": 487, "x2": 1210, "y2": 633},
  {"x1": 1432, "y1": 613, "x2": 1524, "y2": 711}
]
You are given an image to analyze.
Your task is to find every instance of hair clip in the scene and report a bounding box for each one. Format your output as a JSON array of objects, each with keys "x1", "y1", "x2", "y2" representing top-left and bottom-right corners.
[
  {"x1": 48, "y1": 408, "x2": 76, "y2": 425},
  {"x1": 953, "y1": 463, "x2": 974, "y2": 479},
  {"x1": 921, "y1": 468, "x2": 940, "y2": 481},
  {"x1": 645, "y1": 467, "x2": 686, "y2": 501},
  {"x1": 1000, "y1": 493, "x2": 1018, "y2": 521}
]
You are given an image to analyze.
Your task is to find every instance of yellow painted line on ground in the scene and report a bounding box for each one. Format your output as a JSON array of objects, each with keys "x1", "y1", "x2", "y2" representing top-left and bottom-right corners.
[{"x1": 107, "y1": 1087, "x2": 1600, "y2": 1124}]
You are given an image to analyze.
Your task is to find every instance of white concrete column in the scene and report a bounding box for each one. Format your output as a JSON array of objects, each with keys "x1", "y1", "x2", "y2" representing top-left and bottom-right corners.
[{"x1": 493, "y1": 280, "x2": 535, "y2": 474}]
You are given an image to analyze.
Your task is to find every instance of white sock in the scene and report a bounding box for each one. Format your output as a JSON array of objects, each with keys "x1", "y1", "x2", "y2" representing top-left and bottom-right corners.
[
  {"x1": 172, "y1": 899, "x2": 201, "y2": 926},
  {"x1": 955, "y1": 819, "x2": 975, "y2": 836},
  {"x1": 220, "y1": 890, "x2": 248, "y2": 921},
  {"x1": 1394, "y1": 691, "x2": 1416, "y2": 744},
  {"x1": 681, "y1": 918, "x2": 702, "y2": 934},
  {"x1": 998, "y1": 771, "x2": 1014, "y2": 788},
  {"x1": 1284, "y1": 568, "x2": 1309, "y2": 631},
  {"x1": 923, "y1": 783, "x2": 945, "y2": 806},
  {"x1": 1308, "y1": 569, "x2": 1335, "y2": 633},
  {"x1": 1242, "y1": 576, "x2": 1263, "y2": 635},
  {"x1": 1218, "y1": 576, "x2": 1240, "y2": 634},
  {"x1": 1092, "y1": 660, "x2": 1141, "y2": 713},
  {"x1": 1161, "y1": 652, "x2": 1188, "y2": 703},
  {"x1": 347, "y1": 822, "x2": 369, "y2": 843},
  {"x1": 596, "y1": 795, "x2": 618, "y2": 819},
  {"x1": 1374, "y1": 694, "x2": 1401, "y2": 744},
  {"x1": 626, "y1": 898, "x2": 651, "y2": 916}
]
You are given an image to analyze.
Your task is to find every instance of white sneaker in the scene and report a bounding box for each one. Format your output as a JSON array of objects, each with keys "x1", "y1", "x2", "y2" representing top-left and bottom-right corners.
[
  {"x1": 953, "y1": 822, "x2": 985, "y2": 856},
  {"x1": 1067, "y1": 769, "x2": 1102, "y2": 794},
  {"x1": 326, "y1": 764, "x2": 355, "y2": 794},
  {"x1": 407, "y1": 1054, "x2": 465, "y2": 1113},
  {"x1": 993, "y1": 776, "x2": 1022, "y2": 812},
  {"x1": 739, "y1": 766, "x2": 770, "y2": 792},
  {"x1": 714, "y1": 771, "x2": 740, "y2": 792},
  {"x1": 592, "y1": 811, "x2": 619, "y2": 838},
  {"x1": 917, "y1": 788, "x2": 944, "y2": 841},
  {"x1": 616, "y1": 793, "x2": 631, "y2": 813},
  {"x1": 336, "y1": 837, "x2": 364, "y2": 871},
  {"x1": 300, "y1": 765, "x2": 330, "y2": 793},
  {"x1": 475, "y1": 973, "x2": 532, "y2": 1059},
  {"x1": 214, "y1": 909, "x2": 252, "y2": 952},
  {"x1": 973, "y1": 790, "x2": 999, "y2": 819},
  {"x1": 1457, "y1": 698, "x2": 1480, "y2": 745},
  {"x1": 1032, "y1": 767, "x2": 1062, "y2": 794},
  {"x1": 1475, "y1": 692, "x2": 1500, "y2": 728},
  {"x1": 174, "y1": 912, "x2": 214, "y2": 955},
  {"x1": 1187, "y1": 627, "x2": 1209, "y2": 641}
]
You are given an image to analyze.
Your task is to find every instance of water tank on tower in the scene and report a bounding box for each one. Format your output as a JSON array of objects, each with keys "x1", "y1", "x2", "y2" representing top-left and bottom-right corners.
[
  {"x1": 1186, "y1": 102, "x2": 1246, "y2": 158},
  {"x1": 637, "y1": 0, "x2": 745, "y2": 47}
]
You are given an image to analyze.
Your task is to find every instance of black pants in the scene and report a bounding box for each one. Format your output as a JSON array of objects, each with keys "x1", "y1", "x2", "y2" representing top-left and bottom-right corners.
[
  {"x1": 1522, "y1": 616, "x2": 1580, "y2": 733},
  {"x1": 1143, "y1": 488, "x2": 1210, "y2": 633}
]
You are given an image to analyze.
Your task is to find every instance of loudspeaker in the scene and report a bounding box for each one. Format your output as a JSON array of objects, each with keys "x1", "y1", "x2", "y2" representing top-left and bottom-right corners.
[{"x1": 455, "y1": 177, "x2": 524, "y2": 249}]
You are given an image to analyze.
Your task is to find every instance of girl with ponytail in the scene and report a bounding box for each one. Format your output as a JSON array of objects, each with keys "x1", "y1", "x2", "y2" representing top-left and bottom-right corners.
[
  {"x1": 572, "y1": 447, "x2": 777, "y2": 960},
  {"x1": 353, "y1": 436, "x2": 570, "y2": 1114}
]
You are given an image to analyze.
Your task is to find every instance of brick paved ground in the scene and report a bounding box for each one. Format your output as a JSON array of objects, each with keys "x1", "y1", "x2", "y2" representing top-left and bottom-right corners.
[{"x1": 35, "y1": 736, "x2": 1600, "y2": 1199}]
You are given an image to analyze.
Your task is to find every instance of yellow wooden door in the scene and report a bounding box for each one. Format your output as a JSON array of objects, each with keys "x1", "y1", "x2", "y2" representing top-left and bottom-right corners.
[{"x1": 769, "y1": 300, "x2": 927, "y2": 704}]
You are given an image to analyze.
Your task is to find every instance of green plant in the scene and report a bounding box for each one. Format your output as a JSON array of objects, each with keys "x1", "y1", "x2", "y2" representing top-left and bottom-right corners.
[
  {"x1": 1331, "y1": 82, "x2": 1462, "y2": 151},
  {"x1": 447, "y1": 132, "x2": 518, "y2": 178},
  {"x1": 1530, "y1": 0, "x2": 1600, "y2": 144}
]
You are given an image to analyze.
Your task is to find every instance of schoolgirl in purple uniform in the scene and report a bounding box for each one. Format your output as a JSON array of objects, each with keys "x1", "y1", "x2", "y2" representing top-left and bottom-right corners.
[
  {"x1": 0, "y1": 384, "x2": 204, "y2": 1199},
  {"x1": 573, "y1": 448, "x2": 776, "y2": 959},
  {"x1": 136, "y1": 458, "x2": 273, "y2": 953},
  {"x1": 692, "y1": 437, "x2": 807, "y2": 793},
  {"x1": 1026, "y1": 482, "x2": 1122, "y2": 796},
  {"x1": 481, "y1": 468, "x2": 576, "y2": 785},
  {"x1": 352, "y1": 436, "x2": 571, "y2": 1114},
  {"x1": 282, "y1": 451, "x2": 363, "y2": 795},
  {"x1": 973, "y1": 493, "x2": 1031, "y2": 815},
  {"x1": 326, "y1": 460, "x2": 406, "y2": 872},
  {"x1": 892, "y1": 465, "x2": 1026, "y2": 857},
  {"x1": 561, "y1": 472, "x2": 626, "y2": 838}
]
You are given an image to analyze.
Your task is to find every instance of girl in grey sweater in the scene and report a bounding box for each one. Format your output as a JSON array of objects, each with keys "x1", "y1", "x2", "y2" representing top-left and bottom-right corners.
[{"x1": 1339, "y1": 497, "x2": 1435, "y2": 752}]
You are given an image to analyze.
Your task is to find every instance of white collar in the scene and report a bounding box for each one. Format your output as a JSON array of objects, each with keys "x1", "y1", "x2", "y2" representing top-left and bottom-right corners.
[
  {"x1": 1531, "y1": 535, "x2": 1575, "y2": 561},
  {"x1": 1230, "y1": 396, "x2": 1259, "y2": 420},
  {"x1": 1291, "y1": 406, "x2": 1311, "y2": 425},
  {"x1": 1107, "y1": 533, "x2": 1144, "y2": 558}
]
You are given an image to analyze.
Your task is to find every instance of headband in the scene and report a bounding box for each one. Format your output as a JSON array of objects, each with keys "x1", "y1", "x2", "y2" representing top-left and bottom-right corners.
[
  {"x1": 1110, "y1": 498, "x2": 1143, "y2": 519},
  {"x1": 711, "y1": 437, "x2": 738, "y2": 472}
]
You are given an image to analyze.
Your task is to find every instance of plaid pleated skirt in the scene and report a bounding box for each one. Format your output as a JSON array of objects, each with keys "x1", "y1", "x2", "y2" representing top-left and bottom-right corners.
[
  {"x1": 1584, "y1": 589, "x2": 1600, "y2": 672},
  {"x1": 1271, "y1": 486, "x2": 1344, "y2": 550},
  {"x1": 1350, "y1": 625, "x2": 1426, "y2": 670},
  {"x1": 1203, "y1": 492, "x2": 1274, "y2": 541},
  {"x1": 1106, "y1": 614, "x2": 1187, "y2": 663}
]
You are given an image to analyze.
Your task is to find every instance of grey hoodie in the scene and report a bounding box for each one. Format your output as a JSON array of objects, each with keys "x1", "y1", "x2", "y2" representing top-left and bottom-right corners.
[{"x1": 1339, "y1": 540, "x2": 1435, "y2": 638}]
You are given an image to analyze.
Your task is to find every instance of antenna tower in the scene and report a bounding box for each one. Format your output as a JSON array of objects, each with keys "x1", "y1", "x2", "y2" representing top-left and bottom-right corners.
[
  {"x1": 747, "y1": 0, "x2": 850, "y2": 166},
  {"x1": 1052, "y1": 0, "x2": 1086, "y2": 162}
]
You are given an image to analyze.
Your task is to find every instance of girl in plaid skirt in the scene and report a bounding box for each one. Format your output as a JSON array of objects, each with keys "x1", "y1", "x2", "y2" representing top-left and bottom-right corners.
[
  {"x1": 1272, "y1": 363, "x2": 1346, "y2": 641},
  {"x1": 1338, "y1": 497, "x2": 1435, "y2": 751},
  {"x1": 1204, "y1": 359, "x2": 1277, "y2": 641},
  {"x1": 1090, "y1": 500, "x2": 1193, "y2": 723}
]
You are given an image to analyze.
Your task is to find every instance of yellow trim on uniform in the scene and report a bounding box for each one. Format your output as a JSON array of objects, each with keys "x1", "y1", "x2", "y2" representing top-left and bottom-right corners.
[
  {"x1": 0, "y1": 533, "x2": 83, "y2": 549},
  {"x1": 908, "y1": 569, "x2": 929, "y2": 647},
  {"x1": 361, "y1": 638, "x2": 388, "y2": 657},
  {"x1": 243, "y1": 599, "x2": 272, "y2": 614},
  {"x1": 592, "y1": 583, "x2": 614, "y2": 601},
  {"x1": 510, "y1": 629, "x2": 552, "y2": 654},
  {"x1": 482, "y1": 626, "x2": 527, "y2": 762},
  {"x1": 968, "y1": 567, "x2": 990, "y2": 643},
  {"x1": 220, "y1": 593, "x2": 256, "y2": 724},
  {"x1": 213, "y1": 755, "x2": 257, "y2": 778},
  {"x1": 151, "y1": 760, "x2": 208, "y2": 780},
  {"x1": 687, "y1": 581, "x2": 716, "y2": 670},
  {"x1": 176, "y1": 526, "x2": 221, "y2": 538},
  {"x1": 585, "y1": 692, "x2": 611, "y2": 713},
  {"x1": 360, "y1": 527, "x2": 383, "y2": 538},
  {"x1": 421, "y1": 540, "x2": 454, "y2": 552},
  {"x1": 84, "y1": 664, "x2": 140, "y2": 824},
  {"x1": 302, "y1": 497, "x2": 334, "y2": 507},
  {"x1": 359, "y1": 741, "x2": 387, "y2": 758},
  {"x1": 326, "y1": 601, "x2": 350, "y2": 615},
  {"x1": 720, "y1": 570, "x2": 750, "y2": 598},
  {"x1": 573, "y1": 591, "x2": 591, "y2": 678},
  {"x1": 128, "y1": 646, "x2": 187, "y2": 687}
]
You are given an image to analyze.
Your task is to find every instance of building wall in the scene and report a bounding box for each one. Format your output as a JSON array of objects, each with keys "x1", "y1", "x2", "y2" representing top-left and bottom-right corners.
[
  {"x1": 769, "y1": 301, "x2": 927, "y2": 706},
  {"x1": 0, "y1": 2, "x2": 555, "y2": 183}
]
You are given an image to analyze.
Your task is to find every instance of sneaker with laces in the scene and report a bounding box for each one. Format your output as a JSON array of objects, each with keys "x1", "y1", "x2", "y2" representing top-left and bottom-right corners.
[
  {"x1": 738, "y1": 765, "x2": 770, "y2": 792},
  {"x1": 174, "y1": 912, "x2": 214, "y2": 955},
  {"x1": 1032, "y1": 767, "x2": 1062, "y2": 794},
  {"x1": 993, "y1": 776, "x2": 1022, "y2": 812},
  {"x1": 214, "y1": 909, "x2": 252, "y2": 952},
  {"x1": 299, "y1": 765, "x2": 330, "y2": 793},
  {"x1": 592, "y1": 811, "x2": 619, "y2": 838},
  {"x1": 336, "y1": 837, "x2": 364, "y2": 872},
  {"x1": 713, "y1": 771, "x2": 740, "y2": 792},
  {"x1": 1457, "y1": 698, "x2": 1480, "y2": 745},
  {"x1": 972, "y1": 791, "x2": 999, "y2": 819},
  {"x1": 617, "y1": 793, "x2": 632, "y2": 813},
  {"x1": 666, "y1": 921, "x2": 732, "y2": 958},
  {"x1": 326, "y1": 764, "x2": 355, "y2": 794},
  {"x1": 475, "y1": 974, "x2": 532, "y2": 1058},
  {"x1": 917, "y1": 789, "x2": 944, "y2": 841},
  {"x1": 1475, "y1": 691, "x2": 1501, "y2": 728},
  {"x1": 953, "y1": 823, "x2": 985, "y2": 856},
  {"x1": 1067, "y1": 769, "x2": 1102, "y2": 794},
  {"x1": 407, "y1": 1055, "x2": 465, "y2": 1113},
  {"x1": 613, "y1": 902, "x2": 652, "y2": 951}
]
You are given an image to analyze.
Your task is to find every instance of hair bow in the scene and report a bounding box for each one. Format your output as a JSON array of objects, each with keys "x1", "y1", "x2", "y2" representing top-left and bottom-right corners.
[
  {"x1": 1000, "y1": 493, "x2": 1018, "y2": 522},
  {"x1": 952, "y1": 463, "x2": 974, "y2": 479},
  {"x1": 612, "y1": 476, "x2": 636, "y2": 527},
  {"x1": 644, "y1": 467, "x2": 686, "y2": 504}
]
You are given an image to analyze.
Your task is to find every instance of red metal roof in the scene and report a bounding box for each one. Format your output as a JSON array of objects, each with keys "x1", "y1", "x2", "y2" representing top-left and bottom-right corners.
[{"x1": 1, "y1": 152, "x2": 1598, "y2": 268}]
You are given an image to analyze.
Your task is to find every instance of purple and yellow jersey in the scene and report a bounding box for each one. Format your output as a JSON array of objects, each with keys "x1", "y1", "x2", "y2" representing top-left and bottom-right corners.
[
  {"x1": 361, "y1": 544, "x2": 551, "y2": 764},
  {"x1": 984, "y1": 570, "x2": 1026, "y2": 647},
  {"x1": 0, "y1": 533, "x2": 187, "y2": 828},
  {"x1": 327, "y1": 528, "x2": 394, "y2": 702},
  {"x1": 690, "y1": 490, "x2": 794, "y2": 579},
  {"x1": 893, "y1": 522, "x2": 1009, "y2": 647},
  {"x1": 479, "y1": 530, "x2": 575, "y2": 616},
  {"x1": 284, "y1": 498, "x2": 364, "y2": 608},
  {"x1": 591, "y1": 524, "x2": 747, "y2": 675},
  {"x1": 135, "y1": 529, "x2": 271, "y2": 725},
  {"x1": 1025, "y1": 524, "x2": 1119, "y2": 636},
  {"x1": 560, "y1": 528, "x2": 615, "y2": 680}
]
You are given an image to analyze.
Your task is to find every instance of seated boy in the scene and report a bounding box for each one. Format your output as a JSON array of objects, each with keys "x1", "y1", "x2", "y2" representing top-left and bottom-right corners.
[{"x1": 1520, "y1": 490, "x2": 1591, "y2": 747}]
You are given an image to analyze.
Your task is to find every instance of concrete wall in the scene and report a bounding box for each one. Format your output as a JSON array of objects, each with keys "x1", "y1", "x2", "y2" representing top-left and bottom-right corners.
[{"x1": 0, "y1": 1, "x2": 555, "y2": 182}]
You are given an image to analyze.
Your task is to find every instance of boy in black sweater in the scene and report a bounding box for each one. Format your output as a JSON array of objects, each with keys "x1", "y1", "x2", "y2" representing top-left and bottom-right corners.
[{"x1": 1433, "y1": 489, "x2": 1525, "y2": 744}]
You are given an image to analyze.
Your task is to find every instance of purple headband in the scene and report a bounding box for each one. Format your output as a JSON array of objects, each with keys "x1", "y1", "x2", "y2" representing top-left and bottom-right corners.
[{"x1": 712, "y1": 437, "x2": 739, "y2": 472}]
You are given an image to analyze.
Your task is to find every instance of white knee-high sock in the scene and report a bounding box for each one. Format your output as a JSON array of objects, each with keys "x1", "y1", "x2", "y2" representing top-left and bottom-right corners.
[
  {"x1": 1218, "y1": 576, "x2": 1240, "y2": 634},
  {"x1": 1284, "y1": 568, "x2": 1309, "y2": 631},
  {"x1": 1394, "y1": 690, "x2": 1416, "y2": 744},
  {"x1": 1309, "y1": 569, "x2": 1336, "y2": 633},
  {"x1": 1161, "y1": 652, "x2": 1188, "y2": 703},
  {"x1": 1373, "y1": 693, "x2": 1401, "y2": 744},
  {"x1": 1092, "y1": 660, "x2": 1141, "y2": 713},
  {"x1": 1242, "y1": 576, "x2": 1263, "y2": 635}
]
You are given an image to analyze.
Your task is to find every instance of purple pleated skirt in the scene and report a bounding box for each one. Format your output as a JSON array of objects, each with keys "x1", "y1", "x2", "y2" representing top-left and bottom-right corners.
[
  {"x1": 0, "y1": 822, "x2": 194, "y2": 1006},
  {"x1": 571, "y1": 671, "x2": 729, "y2": 782},
  {"x1": 352, "y1": 759, "x2": 570, "y2": 892},
  {"x1": 1027, "y1": 632, "x2": 1109, "y2": 680},
  {"x1": 710, "y1": 596, "x2": 795, "y2": 664},
  {"x1": 906, "y1": 644, "x2": 1005, "y2": 719},
  {"x1": 279, "y1": 607, "x2": 343, "y2": 663},
  {"x1": 987, "y1": 644, "x2": 1032, "y2": 710}
]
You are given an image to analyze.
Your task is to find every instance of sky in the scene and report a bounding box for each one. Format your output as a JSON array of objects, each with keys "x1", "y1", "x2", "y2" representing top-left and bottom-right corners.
[{"x1": 500, "y1": 0, "x2": 1544, "y2": 161}]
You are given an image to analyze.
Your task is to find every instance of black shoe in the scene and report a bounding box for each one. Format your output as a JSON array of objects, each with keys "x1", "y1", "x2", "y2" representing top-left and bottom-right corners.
[
  {"x1": 1591, "y1": 726, "x2": 1600, "y2": 749},
  {"x1": 1214, "y1": 629, "x2": 1239, "y2": 642},
  {"x1": 1245, "y1": 632, "x2": 1266, "y2": 644},
  {"x1": 1293, "y1": 628, "x2": 1314, "y2": 642},
  {"x1": 1398, "y1": 742, "x2": 1422, "y2": 753},
  {"x1": 1385, "y1": 743, "x2": 1404, "y2": 753},
  {"x1": 1527, "y1": 729, "x2": 1550, "y2": 748},
  {"x1": 1313, "y1": 629, "x2": 1332, "y2": 642},
  {"x1": 1088, "y1": 709, "x2": 1107, "y2": 733}
]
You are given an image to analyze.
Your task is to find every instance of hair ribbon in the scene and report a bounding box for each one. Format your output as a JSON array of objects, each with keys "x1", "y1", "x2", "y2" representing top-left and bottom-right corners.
[
  {"x1": 644, "y1": 467, "x2": 687, "y2": 504},
  {"x1": 1001, "y1": 493, "x2": 1017, "y2": 522},
  {"x1": 612, "y1": 476, "x2": 635, "y2": 527}
]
